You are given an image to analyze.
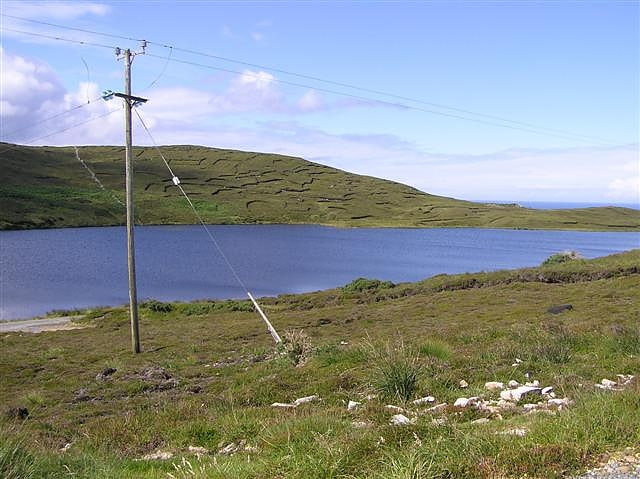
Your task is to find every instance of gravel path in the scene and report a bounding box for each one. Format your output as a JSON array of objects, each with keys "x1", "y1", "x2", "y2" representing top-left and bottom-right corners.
[
  {"x1": 0, "y1": 316, "x2": 84, "y2": 333},
  {"x1": 568, "y1": 449, "x2": 640, "y2": 479}
]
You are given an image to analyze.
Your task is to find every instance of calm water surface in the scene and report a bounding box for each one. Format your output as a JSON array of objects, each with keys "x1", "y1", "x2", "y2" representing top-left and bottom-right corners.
[{"x1": 1, "y1": 225, "x2": 638, "y2": 320}]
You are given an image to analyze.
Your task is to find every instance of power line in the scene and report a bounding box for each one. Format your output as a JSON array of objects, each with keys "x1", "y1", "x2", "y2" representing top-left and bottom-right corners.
[
  {"x1": 1, "y1": 96, "x2": 103, "y2": 139},
  {"x1": 145, "y1": 53, "x2": 614, "y2": 145},
  {"x1": 0, "y1": 13, "x2": 617, "y2": 145},
  {"x1": 132, "y1": 107, "x2": 250, "y2": 294},
  {"x1": 0, "y1": 109, "x2": 120, "y2": 155},
  {"x1": 0, "y1": 13, "x2": 143, "y2": 42},
  {"x1": 0, "y1": 26, "x2": 118, "y2": 50}
]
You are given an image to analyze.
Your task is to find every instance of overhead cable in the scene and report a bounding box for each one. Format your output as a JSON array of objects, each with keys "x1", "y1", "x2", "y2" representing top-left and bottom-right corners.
[{"x1": 0, "y1": 12, "x2": 616, "y2": 145}]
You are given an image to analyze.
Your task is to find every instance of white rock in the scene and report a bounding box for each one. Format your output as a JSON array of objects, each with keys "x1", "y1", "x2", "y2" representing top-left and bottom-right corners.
[
  {"x1": 485, "y1": 381, "x2": 505, "y2": 391},
  {"x1": 390, "y1": 414, "x2": 414, "y2": 426},
  {"x1": 188, "y1": 446, "x2": 208, "y2": 455},
  {"x1": 412, "y1": 396, "x2": 436, "y2": 405},
  {"x1": 454, "y1": 397, "x2": 470, "y2": 408},
  {"x1": 616, "y1": 374, "x2": 634, "y2": 385},
  {"x1": 525, "y1": 380, "x2": 540, "y2": 387},
  {"x1": 541, "y1": 386, "x2": 554, "y2": 395},
  {"x1": 497, "y1": 399, "x2": 517, "y2": 410},
  {"x1": 471, "y1": 417, "x2": 490, "y2": 424},
  {"x1": 522, "y1": 403, "x2": 539, "y2": 411},
  {"x1": 60, "y1": 443, "x2": 72, "y2": 452},
  {"x1": 347, "y1": 400, "x2": 361, "y2": 411},
  {"x1": 271, "y1": 402, "x2": 296, "y2": 408},
  {"x1": 459, "y1": 380, "x2": 469, "y2": 388},
  {"x1": 385, "y1": 404, "x2": 406, "y2": 413},
  {"x1": 601, "y1": 378, "x2": 617, "y2": 387},
  {"x1": 340, "y1": 341, "x2": 349, "y2": 345},
  {"x1": 219, "y1": 443, "x2": 239, "y2": 455},
  {"x1": 499, "y1": 428, "x2": 527, "y2": 437},
  {"x1": 515, "y1": 358, "x2": 523, "y2": 364},
  {"x1": 548, "y1": 397, "x2": 572, "y2": 408},
  {"x1": 500, "y1": 386, "x2": 542, "y2": 402},
  {"x1": 293, "y1": 395, "x2": 319, "y2": 406},
  {"x1": 508, "y1": 380, "x2": 520, "y2": 388},
  {"x1": 142, "y1": 450, "x2": 173, "y2": 461},
  {"x1": 431, "y1": 417, "x2": 447, "y2": 425}
]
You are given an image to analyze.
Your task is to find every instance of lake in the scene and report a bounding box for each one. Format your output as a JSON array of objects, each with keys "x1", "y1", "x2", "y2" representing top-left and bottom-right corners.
[{"x1": 1, "y1": 225, "x2": 638, "y2": 320}]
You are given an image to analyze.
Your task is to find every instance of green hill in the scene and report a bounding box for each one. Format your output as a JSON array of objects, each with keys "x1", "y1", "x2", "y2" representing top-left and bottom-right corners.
[{"x1": 1, "y1": 142, "x2": 638, "y2": 231}]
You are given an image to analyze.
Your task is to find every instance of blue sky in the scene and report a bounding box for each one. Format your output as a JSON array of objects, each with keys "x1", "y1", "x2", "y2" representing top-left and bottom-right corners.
[{"x1": 1, "y1": 1, "x2": 638, "y2": 204}]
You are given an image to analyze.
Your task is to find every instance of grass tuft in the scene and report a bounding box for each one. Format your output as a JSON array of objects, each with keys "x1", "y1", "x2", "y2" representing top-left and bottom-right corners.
[{"x1": 365, "y1": 338, "x2": 422, "y2": 402}]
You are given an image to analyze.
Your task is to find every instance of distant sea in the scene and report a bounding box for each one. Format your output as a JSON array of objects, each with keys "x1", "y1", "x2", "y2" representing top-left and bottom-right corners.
[{"x1": 475, "y1": 201, "x2": 640, "y2": 210}]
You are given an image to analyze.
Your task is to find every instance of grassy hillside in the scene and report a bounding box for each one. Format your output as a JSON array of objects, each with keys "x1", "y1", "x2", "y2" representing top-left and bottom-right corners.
[
  {"x1": 1, "y1": 142, "x2": 638, "y2": 231},
  {"x1": 1, "y1": 250, "x2": 639, "y2": 478}
]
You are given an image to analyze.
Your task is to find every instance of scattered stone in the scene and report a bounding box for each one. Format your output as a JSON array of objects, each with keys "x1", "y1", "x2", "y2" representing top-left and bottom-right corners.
[
  {"x1": 385, "y1": 404, "x2": 406, "y2": 413},
  {"x1": 616, "y1": 374, "x2": 635, "y2": 386},
  {"x1": 218, "y1": 441, "x2": 246, "y2": 455},
  {"x1": 471, "y1": 417, "x2": 490, "y2": 425},
  {"x1": 271, "y1": 402, "x2": 296, "y2": 408},
  {"x1": 522, "y1": 403, "x2": 539, "y2": 412},
  {"x1": 547, "y1": 304, "x2": 573, "y2": 314},
  {"x1": 497, "y1": 399, "x2": 517, "y2": 410},
  {"x1": 412, "y1": 396, "x2": 436, "y2": 405},
  {"x1": 271, "y1": 395, "x2": 319, "y2": 409},
  {"x1": 188, "y1": 446, "x2": 208, "y2": 455},
  {"x1": 72, "y1": 388, "x2": 99, "y2": 403},
  {"x1": 568, "y1": 447, "x2": 640, "y2": 479},
  {"x1": 95, "y1": 367, "x2": 117, "y2": 381},
  {"x1": 137, "y1": 367, "x2": 178, "y2": 390},
  {"x1": 454, "y1": 397, "x2": 471, "y2": 408},
  {"x1": 459, "y1": 379, "x2": 469, "y2": 388},
  {"x1": 596, "y1": 378, "x2": 620, "y2": 391},
  {"x1": 508, "y1": 380, "x2": 520, "y2": 388},
  {"x1": 499, "y1": 428, "x2": 528, "y2": 437},
  {"x1": 340, "y1": 341, "x2": 349, "y2": 345},
  {"x1": 142, "y1": 450, "x2": 173, "y2": 461},
  {"x1": 511, "y1": 358, "x2": 523, "y2": 367},
  {"x1": 390, "y1": 414, "x2": 414, "y2": 426},
  {"x1": 525, "y1": 380, "x2": 540, "y2": 387},
  {"x1": 485, "y1": 381, "x2": 505, "y2": 391},
  {"x1": 293, "y1": 395, "x2": 318, "y2": 406},
  {"x1": 541, "y1": 386, "x2": 554, "y2": 395},
  {"x1": 548, "y1": 397, "x2": 573, "y2": 409},
  {"x1": 347, "y1": 400, "x2": 361, "y2": 411},
  {"x1": 500, "y1": 386, "x2": 542, "y2": 402},
  {"x1": 426, "y1": 403, "x2": 447, "y2": 413},
  {"x1": 60, "y1": 443, "x2": 72, "y2": 452}
]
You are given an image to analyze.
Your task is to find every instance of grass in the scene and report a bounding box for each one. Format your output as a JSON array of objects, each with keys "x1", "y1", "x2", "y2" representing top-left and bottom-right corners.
[
  {"x1": 0, "y1": 250, "x2": 639, "y2": 478},
  {"x1": 1, "y1": 142, "x2": 639, "y2": 231}
]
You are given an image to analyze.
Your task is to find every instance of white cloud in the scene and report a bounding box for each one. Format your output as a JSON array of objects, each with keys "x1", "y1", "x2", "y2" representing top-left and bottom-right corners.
[
  {"x1": 2, "y1": 49, "x2": 637, "y2": 204},
  {"x1": 251, "y1": 32, "x2": 265, "y2": 43},
  {"x1": 297, "y1": 90, "x2": 324, "y2": 112}
]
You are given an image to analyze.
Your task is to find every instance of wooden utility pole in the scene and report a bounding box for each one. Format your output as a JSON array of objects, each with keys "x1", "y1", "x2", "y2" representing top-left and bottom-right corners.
[
  {"x1": 104, "y1": 46, "x2": 147, "y2": 353},
  {"x1": 123, "y1": 49, "x2": 140, "y2": 354}
]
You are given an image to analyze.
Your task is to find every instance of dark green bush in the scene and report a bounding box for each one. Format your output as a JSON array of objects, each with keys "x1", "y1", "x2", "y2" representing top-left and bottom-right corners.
[
  {"x1": 342, "y1": 277, "x2": 394, "y2": 294},
  {"x1": 542, "y1": 251, "x2": 582, "y2": 266},
  {"x1": 141, "y1": 299, "x2": 174, "y2": 313}
]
